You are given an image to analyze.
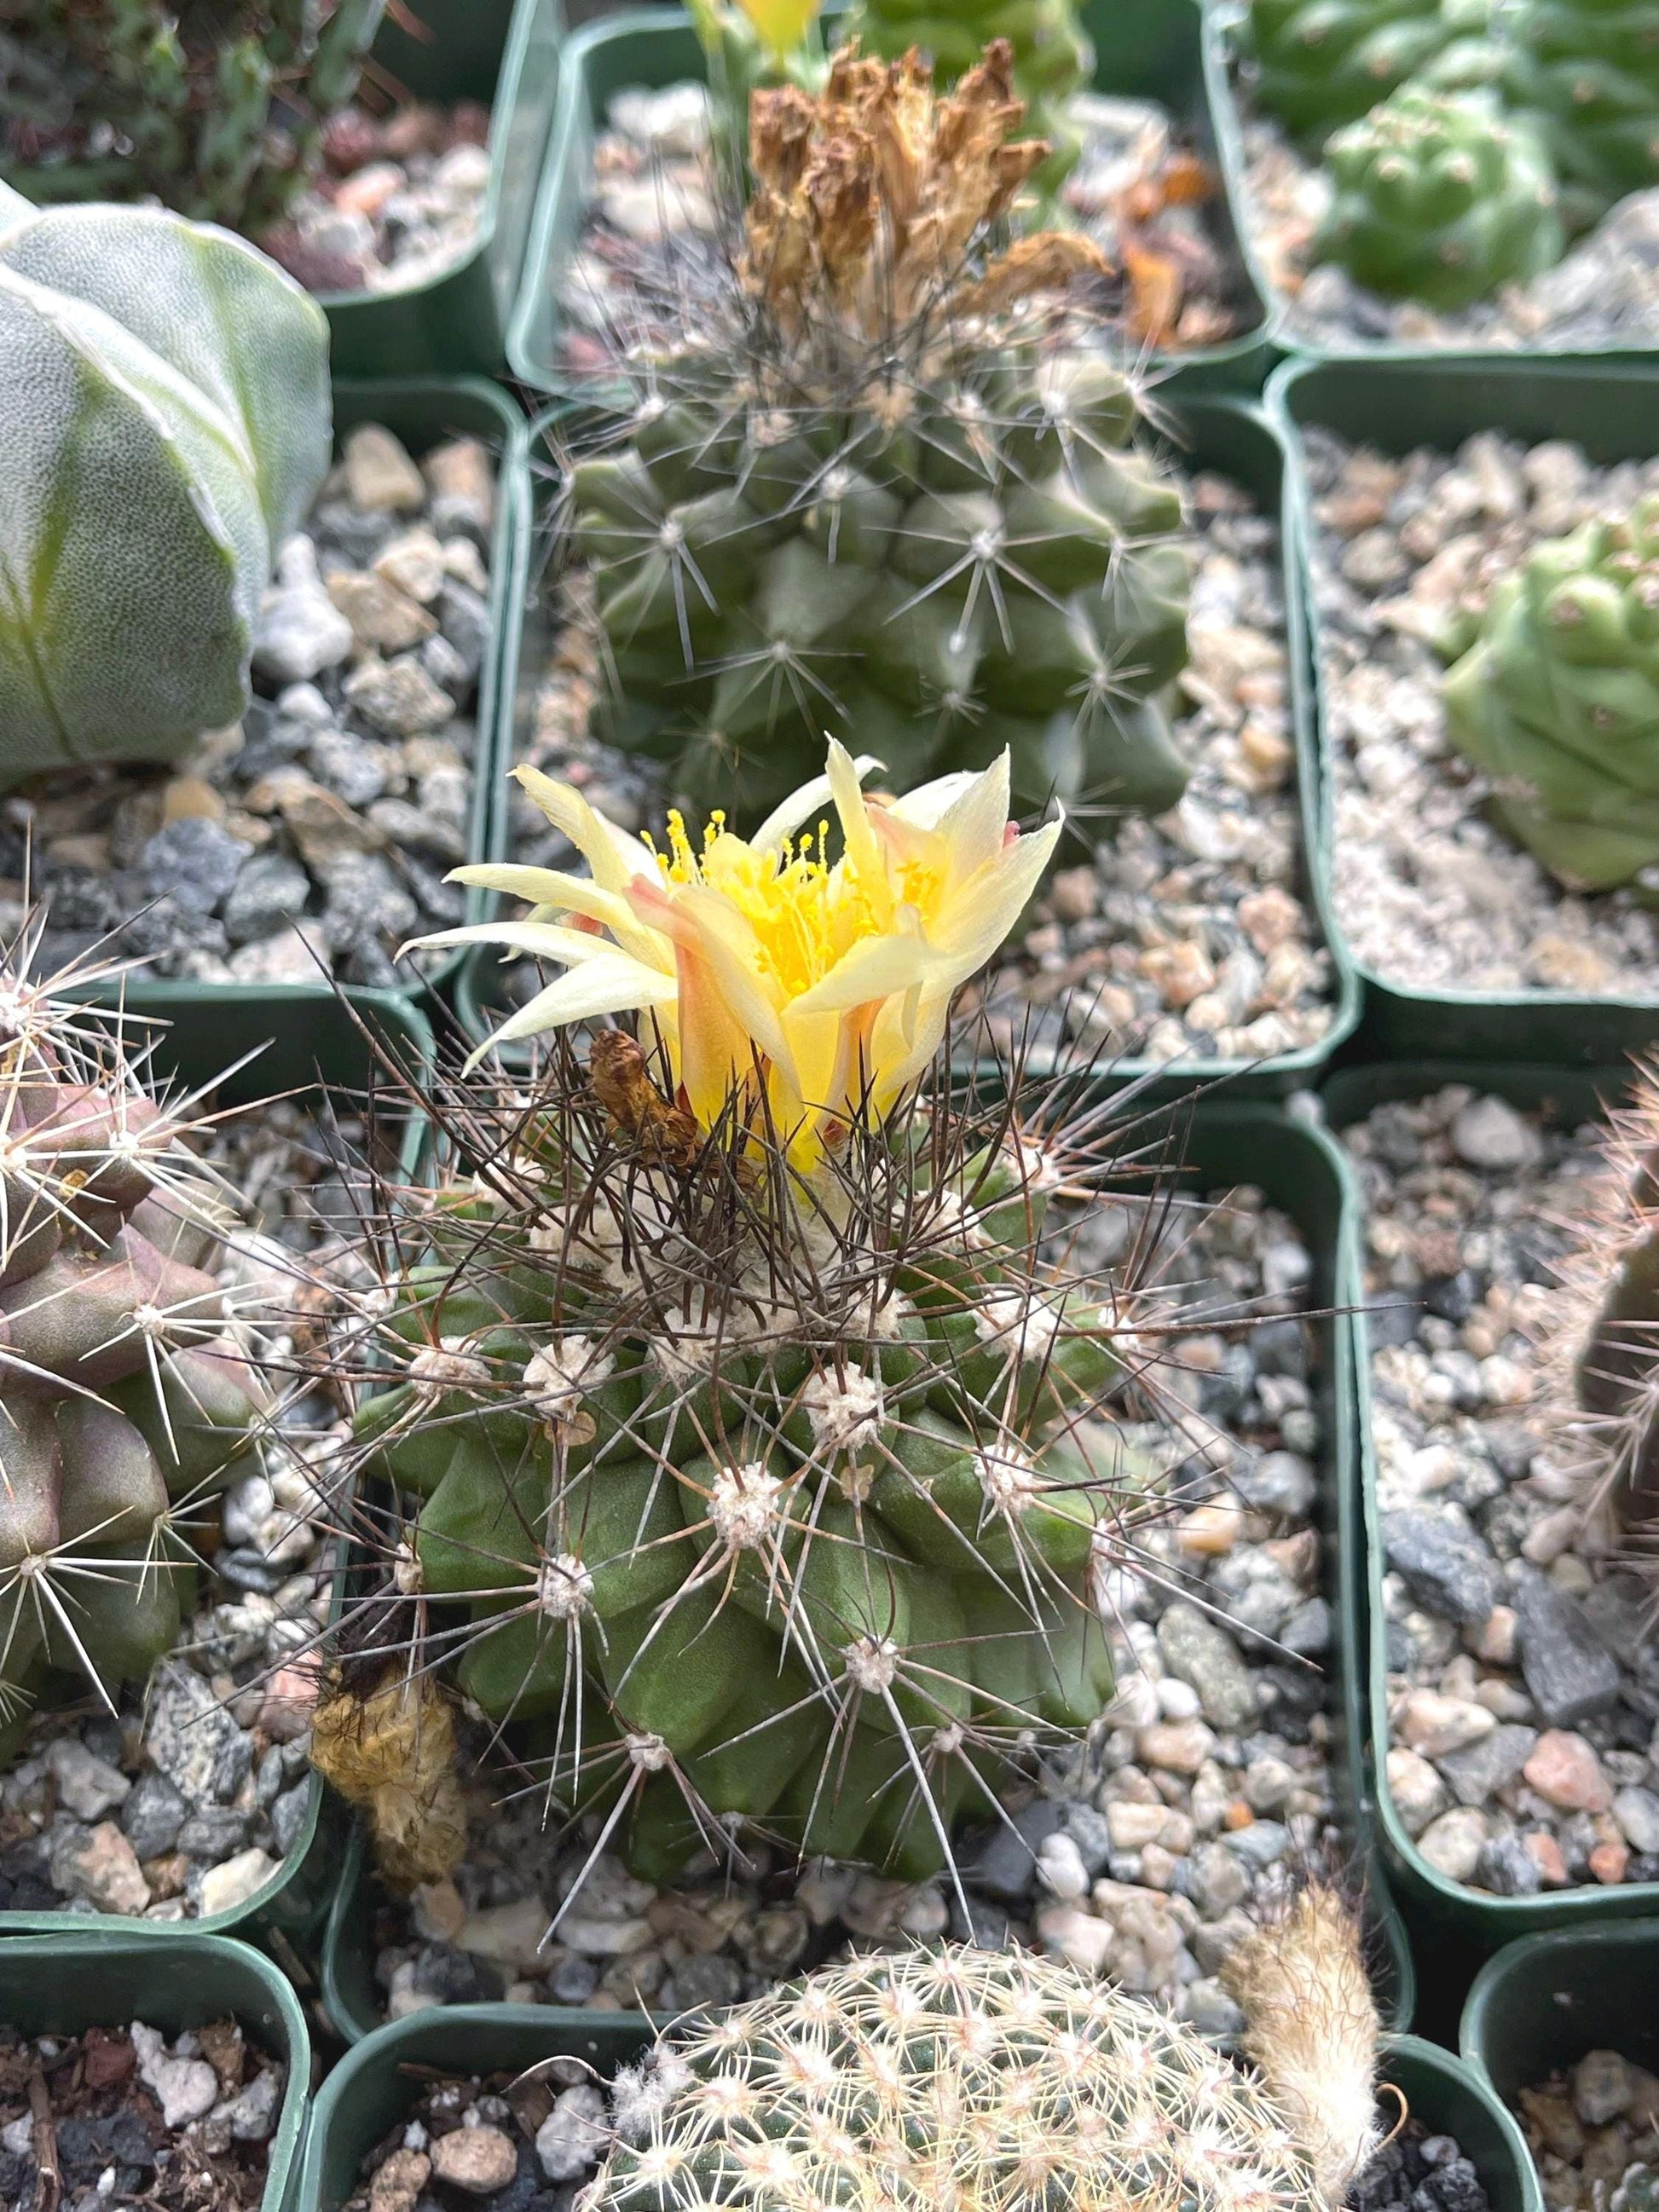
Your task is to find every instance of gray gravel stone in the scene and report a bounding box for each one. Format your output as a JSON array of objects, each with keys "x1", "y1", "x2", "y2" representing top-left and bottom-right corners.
[
  {"x1": 140, "y1": 817, "x2": 252, "y2": 916},
  {"x1": 145, "y1": 1661, "x2": 253, "y2": 1805},
  {"x1": 1156, "y1": 1603, "x2": 1258, "y2": 1731},
  {"x1": 1436, "y1": 1724, "x2": 1538, "y2": 1809},
  {"x1": 1512, "y1": 1570, "x2": 1621, "y2": 1727},
  {"x1": 1383, "y1": 1508, "x2": 1502, "y2": 1626},
  {"x1": 223, "y1": 852, "x2": 311, "y2": 944},
  {"x1": 120, "y1": 1770, "x2": 187, "y2": 1861}
]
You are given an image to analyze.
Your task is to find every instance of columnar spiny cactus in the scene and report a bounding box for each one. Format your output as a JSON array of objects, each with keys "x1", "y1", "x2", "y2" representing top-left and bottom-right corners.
[
  {"x1": 853, "y1": 0, "x2": 1095, "y2": 193},
  {"x1": 1313, "y1": 85, "x2": 1564, "y2": 306},
  {"x1": 590, "y1": 1903, "x2": 1384, "y2": 2212},
  {"x1": 1506, "y1": 0, "x2": 1659, "y2": 232},
  {"x1": 0, "y1": 180, "x2": 331, "y2": 782},
  {"x1": 0, "y1": 939, "x2": 274, "y2": 1762},
  {"x1": 1440, "y1": 497, "x2": 1659, "y2": 888},
  {"x1": 1245, "y1": 0, "x2": 1505, "y2": 146},
  {"x1": 0, "y1": 1, "x2": 386, "y2": 233},
  {"x1": 564, "y1": 40, "x2": 1191, "y2": 846}
]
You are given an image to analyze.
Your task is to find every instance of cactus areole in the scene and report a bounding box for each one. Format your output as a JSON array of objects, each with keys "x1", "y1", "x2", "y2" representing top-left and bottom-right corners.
[
  {"x1": 311, "y1": 746, "x2": 1189, "y2": 1895},
  {"x1": 558, "y1": 39, "x2": 1192, "y2": 850},
  {"x1": 0, "y1": 182, "x2": 331, "y2": 782}
]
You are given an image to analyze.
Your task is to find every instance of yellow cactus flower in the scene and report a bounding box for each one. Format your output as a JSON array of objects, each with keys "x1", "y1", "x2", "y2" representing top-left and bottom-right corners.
[
  {"x1": 734, "y1": 0, "x2": 822, "y2": 61},
  {"x1": 415, "y1": 744, "x2": 1060, "y2": 1164}
]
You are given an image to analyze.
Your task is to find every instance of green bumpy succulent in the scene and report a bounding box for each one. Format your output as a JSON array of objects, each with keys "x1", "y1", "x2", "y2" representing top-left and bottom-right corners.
[
  {"x1": 1506, "y1": 0, "x2": 1659, "y2": 231},
  {"x1": 1244, "y1": 0, "x2": 1506, "y2": 145},
  {"x1": 0, "y1": 181, "x2": 331, "y2": 781},
  {"x1": 0, "y1": 0, "x2": 385, "y2": 231},
  {"x1": 346, "y1": 1032, "x2": 1159, "y2": 1889},
  {"x1": 574, "y1": 351, "x2": 1191, "y2": 846},
  {"x1": 1313, "y1": 85, "x2": 1564, "y2": 306},
  {"x1": 0, "y1": 967, "x2": 274, "y2": 1764},
  {"x1": 1442, "y1": 497, "x2": 1659, "y2": 888},
  {"x1": 853, "y1": 0, "x2": 1095, "y2": 191}
]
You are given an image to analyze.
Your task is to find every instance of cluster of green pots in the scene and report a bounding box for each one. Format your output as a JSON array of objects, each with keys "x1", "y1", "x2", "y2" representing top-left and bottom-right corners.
[{"x1": 9, "y1": 11, "x2": 1659, "y2": 2212}]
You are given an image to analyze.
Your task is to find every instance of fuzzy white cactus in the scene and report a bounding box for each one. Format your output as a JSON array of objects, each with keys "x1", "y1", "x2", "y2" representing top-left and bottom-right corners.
[{"x1": 0, "y1": 182, "x2": 331, "y2": 779}]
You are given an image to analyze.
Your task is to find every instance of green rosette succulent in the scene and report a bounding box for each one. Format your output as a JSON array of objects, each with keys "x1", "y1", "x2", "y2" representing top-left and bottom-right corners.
[
  {"x1": 0, "y1": 0, "x2": 386, "y2": 233},
  {"x1": 1506, "y1": 0, "x2": 1659, "y2": 231},
  {"x1": 1244, "y1": 0, "x2": 1506, "y2": 146},
  {"x1": 0, "y1": 181, "x2": 331, "y2": 782},
  {"x1": 1313, "y1": 84, "x2": 1564, "y2": 306},
  {"x1": 1442, "y1": 500, "x2": 1659, "y2": 889}
]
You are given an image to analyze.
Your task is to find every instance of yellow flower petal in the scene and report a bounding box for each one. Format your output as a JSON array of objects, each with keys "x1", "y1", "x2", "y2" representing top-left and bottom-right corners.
[{"x1": 735, "y1": 0, "x2": 821, "y2": 60}]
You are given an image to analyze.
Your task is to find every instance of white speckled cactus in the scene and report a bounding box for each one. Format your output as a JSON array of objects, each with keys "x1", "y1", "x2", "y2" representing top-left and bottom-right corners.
[{"x1": 0, "y1": 181, "x2": 331, "y2": 781}]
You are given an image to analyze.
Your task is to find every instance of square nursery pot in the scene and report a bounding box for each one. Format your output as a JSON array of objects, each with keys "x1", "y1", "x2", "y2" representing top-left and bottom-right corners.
[
  {"x1": 458, "y1": 389, "x2": 1356, "y2": 1100},
  {"x1": 504, "y1": 0, "x2": 1271, "y2": 396},
  {"x1": 299, "y1": 2006, "x2": 653, "y2": 2212},
  {"x1": 319, "y1": 0, "x2": 564, "y2": 378},
  {"x1": 1461, "y1": 1920, "x2": 1659, "y2": 2157},
  {"x1": 72, "y1": 374, "x2": 522, "y2": 1040},
  {"x1": 0, "y1": 1930, "x2": 312, "y2": 2212},
  {"x1": 1324, "y1": 1060, "x2": 1659, "y2": 1990},
  {"x1": 314, "y1": 1093, "x2": 1412, "y2": 2044},
  {"x1": 1274, "y1": 353, "x2": 1659, "y2": 1067},
  {"x1": 0, "y1": 987, "x2": 433, "y2": 1955},
  {"x1": 298, "y1": 2014, "x2": 1521, "y2": 2212}
]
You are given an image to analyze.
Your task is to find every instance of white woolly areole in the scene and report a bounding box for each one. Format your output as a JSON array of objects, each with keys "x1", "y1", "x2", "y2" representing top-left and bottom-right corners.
[
  {"x1": 976, "y1": 1445, "x2": 1042, "y2": 1516},
  {"x1": 842, "y1": 1633, "x2": 900, "y2": 1694},
  {"x1": 974, "y1": 1291, "x2": 1063, "y2": 1358},
  {"x1": 523, "y1": 1336, "x2": 613, "y2": 1427},
  {"x1": 407, "y1": 1335, "x2": 491, "y2": 1389},
  {"x1": 392, "y1": 1539, "x2": 422, "y2": 1596},
  {"x1": 627, "y1": 1730, "x2": 672, "y2": 1771},
  {"x1": 708, "y1": 1461, "x2": 784, "y2": 1551},
  {"x1": 802, "y1": 1366, "x2": 884, "y2": 1453},
  {"x1": 535, "y1": 1551, "x2": 593, "y2": 1620}
]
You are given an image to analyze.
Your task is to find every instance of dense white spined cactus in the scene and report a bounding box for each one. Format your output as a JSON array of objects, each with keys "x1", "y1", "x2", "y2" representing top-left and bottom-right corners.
[{"x1": 0, "y1": 182, "x2": 331, "y2": 780}]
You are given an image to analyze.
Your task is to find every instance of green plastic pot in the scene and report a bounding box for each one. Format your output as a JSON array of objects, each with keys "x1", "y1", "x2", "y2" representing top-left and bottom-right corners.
[
  {"x1": 1461, "y1": 1920, "x2": 1659, "y2": 2163},
  {"x1": 504, "y1": 0, "x2": 1270, "y2": 395},
  {"x1": 298, "y1": 2019, "x2": 1516, "y2": 2212},
  {"x1": 68, "y1": 374, "x2": 521, "y2": 1037},
  {"x1": 0, "y1": 1930, "x2": 311, "y2": 2212},
  {"x1": 315, "y1": 1093, "x2": 1412, "y2": 2042},
  {"x1": 300, "y1": 2005, "x2": 653, "y2": 2211},
  {"x1": 1324, "y1": 1060, "x2": 1659, "y2": 2001},
  {"x1": 457, "y1": 390, "x2": 1356, "y2": 1100},
  {"x1": 0, "y1": 987, "x2": 432, "y2": 1953},
  {"x1": 1274, "y1": 353, "x2": 1659, "y2": 1066},
  {"x1": 319, "y1": 0, "x2": 564, "y2": 377}
]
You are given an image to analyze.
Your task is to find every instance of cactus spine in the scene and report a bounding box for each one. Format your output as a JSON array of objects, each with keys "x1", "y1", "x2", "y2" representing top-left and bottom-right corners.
[
  {"x1": 1440, "y1": 497, "x2": 1659, "y2": 889},
  {"x1": 592, "y1": 1913, "x2": 1383, "y2": 2212},
  {"x1": 568, "y1": 42, "x2": 1190, "y2": 846},
  {"x1": 0, "y1": 1, "x2": 386, "y2": 234},
  {"x1": 0, "y1": 937, "x2": 274, "y2": 1763},
  {"x1": 852, "y1": 0, "x2": 1095, "y2": 193},
  {"x1": 1313, "y1": 85, "x2": 1564, "y2": 306},
  {"x1": 0, "y1": 181, "x2": 331, "y2": 781}
]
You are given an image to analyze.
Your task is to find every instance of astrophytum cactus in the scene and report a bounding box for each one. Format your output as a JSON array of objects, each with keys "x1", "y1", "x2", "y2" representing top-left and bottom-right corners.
[{"x1": 0, "y1": 182, "x2": 331, "y2": 781}]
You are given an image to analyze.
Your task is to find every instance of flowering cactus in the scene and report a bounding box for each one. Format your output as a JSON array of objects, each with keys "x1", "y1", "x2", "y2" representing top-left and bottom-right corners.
[
  {"x1": 0, "y1": 182, "x2": 331, "y2": 781},
  {"x1": 309, "y1": 744, "x2": 1201, "y2": 1897}
]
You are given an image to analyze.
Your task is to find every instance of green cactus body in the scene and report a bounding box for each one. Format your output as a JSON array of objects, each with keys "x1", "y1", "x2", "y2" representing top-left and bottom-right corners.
[
  {"x1": 344, "y1": 1037, "x2": 1166, "y2": 1889},
  {"x1": 853, "y1": 0, "x2": 1095, "y2": 190},
  {"x1": 1313, "y1": 86, "x2": 1564, "y2": 307},
  {"x1": 1245, "y1": 0, "x2": 1506, "y2": 145},
  {"x1": 590, "y1": 1947, "x2": 1329, "y2": 2212},
  {"x1": 1441, "y1": 499, "x2": 1659, "y2": 887},
  {"x1": 0, "y1": 182, "x2": 331, "y2": 780},
  {"x1": 1507, "y1": 0, "x2": 1659, "y2": 230},
  {"x1": 575, "y1": 352, "x2": 1191, "y2": 846},
  {"x1": 0, "y1": 973, "x2": 273, "y2": 1747},
  {"x1": 0, "y1": 1, "x2": 386, "y2": 232}
]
